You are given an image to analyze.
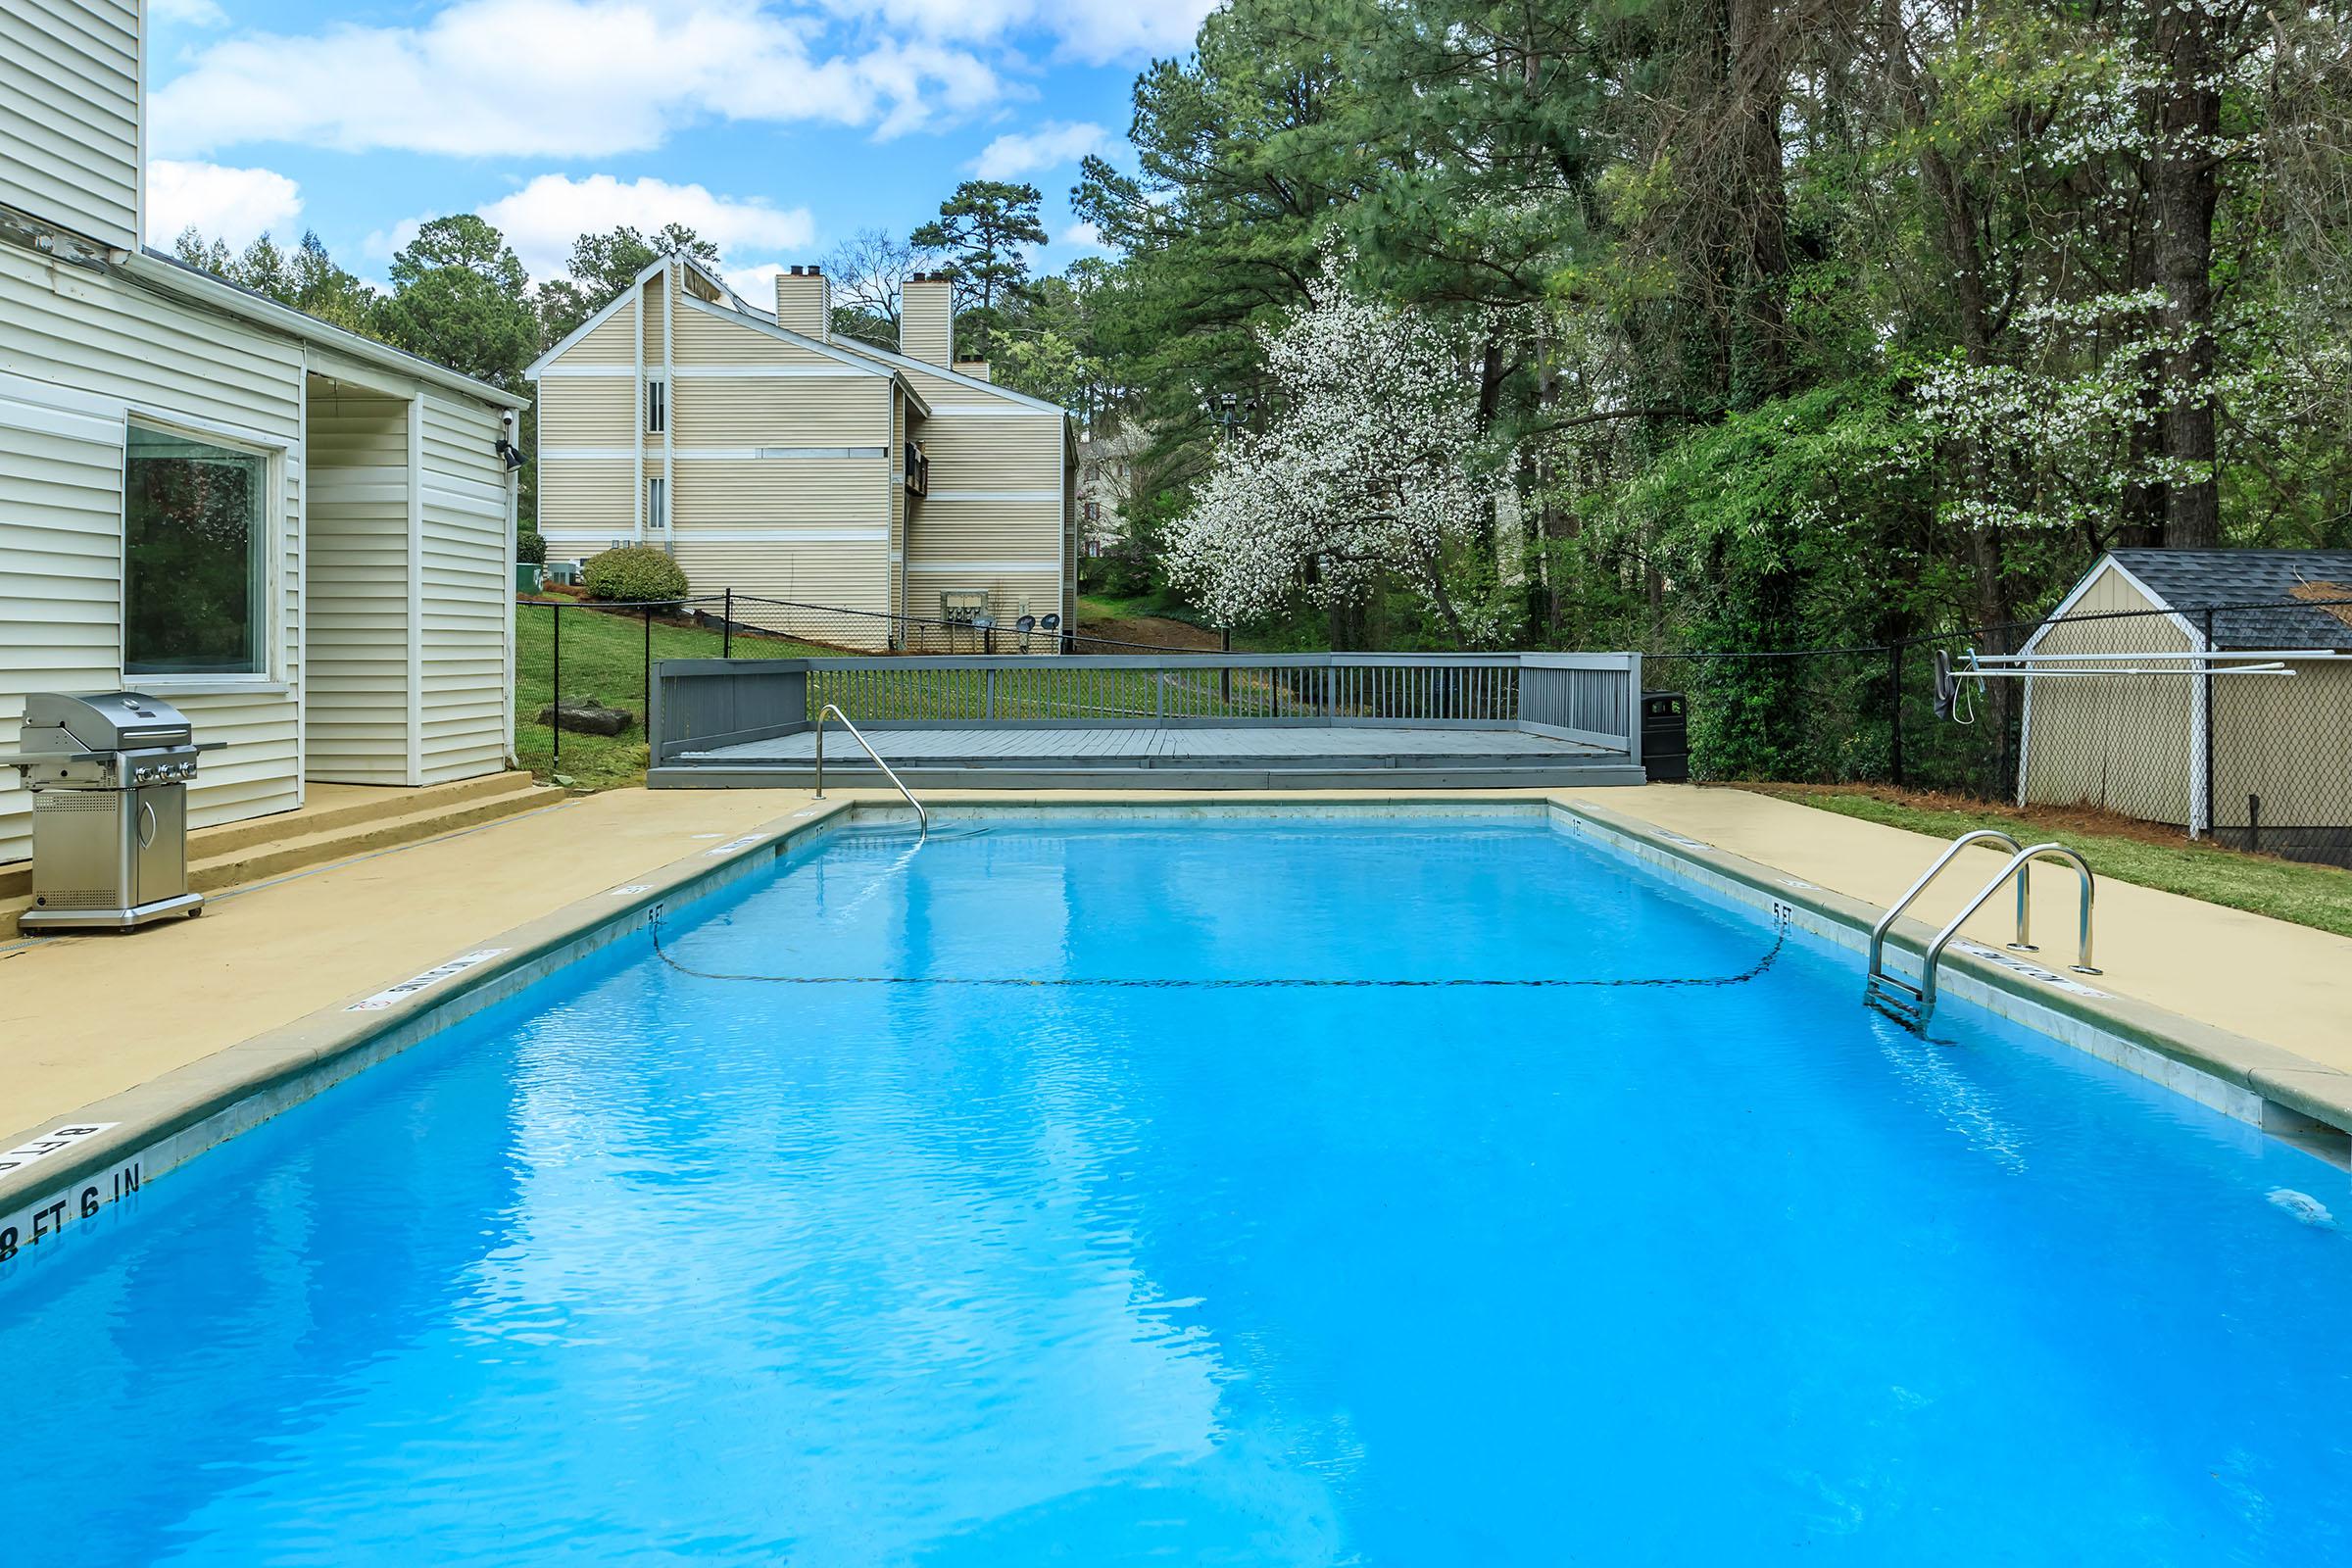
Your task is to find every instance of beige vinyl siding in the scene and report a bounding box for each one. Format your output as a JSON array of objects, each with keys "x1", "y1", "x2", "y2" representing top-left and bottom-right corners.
[
  {"x1": 669, "y1": 539, "x2": 889, "y2": 613},
  {"x1": 539, "y1": 459, "x2": 635, "y2": 531},
  {"x1": 567, "y1": 303, "x2": 640, "y2": 365},
  {"x1": 2020, "y1": 564, "x2": 2195, "y2": 825},
  {"x1": 890, "y1": 390, "x2": 908, "y2": 619},
  {"x1": 417, "y1": 394, "x2": 513, "y2": 782},
  {"x1": 304, "y1": 389, "x2": 410, "y2": 783},
  {"x1": 887, "y1": 375, "x2": 1068, "y2": 642},
  {"x1": 672, "y1": 304, "x2": 846, "y2": 368},
  {"x1": 1, "y1": 247, "x2": 307, "y2": 851},
  {"x1": 674, "y1": 457, "x2": 888, "y2": 518},
  {"x1": 672, "y1": 378, "x2": 883, "y2": 445},
  {"x1": 0, "y1": 0, "x2": 140, "y2": 251},
  {"x1": 2212, "y1": 662, "x2": 2352, "y2": 831},
  {"x1": 0, "y1": 375, "x2": 122, "y2": 861},
  {"x1": 538, "y1": 376, "x2": 637, "y2": 445}
]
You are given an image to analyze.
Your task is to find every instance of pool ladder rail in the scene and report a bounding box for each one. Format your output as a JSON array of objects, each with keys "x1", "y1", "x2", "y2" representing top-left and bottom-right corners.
[
  {"x1": 1864, "y1": 830, "x2": 2100, "y2": 1026},
  {"x1": 811, "y1": 703, "x2": 927, "y2": 840}
]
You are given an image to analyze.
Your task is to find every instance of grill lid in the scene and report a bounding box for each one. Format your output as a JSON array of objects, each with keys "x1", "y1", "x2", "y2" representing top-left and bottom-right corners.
[{"x1": 22, "y1": 691, "x2": 195, "y2": 753}]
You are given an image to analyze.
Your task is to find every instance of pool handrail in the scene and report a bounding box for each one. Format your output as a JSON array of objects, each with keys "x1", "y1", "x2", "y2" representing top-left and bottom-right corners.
[
  {"x1": 811, "y1": 703, "x2": 928, "y2": 839},
  {"x1": 1867, "y1": 828, "x2": 2031, "y2": 982},
  {"x1": 1914, "y1": 843, "x2": 2099, "y2": 1013}
]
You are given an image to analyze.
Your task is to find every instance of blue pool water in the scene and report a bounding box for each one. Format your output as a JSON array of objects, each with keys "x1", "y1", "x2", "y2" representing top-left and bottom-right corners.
[{"x1": 9, "y1": 814, "x2": 2351, "y2": 1564}]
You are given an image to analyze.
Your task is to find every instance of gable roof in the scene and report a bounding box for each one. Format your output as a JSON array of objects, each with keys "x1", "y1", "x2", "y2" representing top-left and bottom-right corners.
[
  {"x1": 732, "y1": 298, "x2": 1074, "y2": 420},
  {"x1": 2104, "y1": 549, "x2": 2352, "y2": 651}
]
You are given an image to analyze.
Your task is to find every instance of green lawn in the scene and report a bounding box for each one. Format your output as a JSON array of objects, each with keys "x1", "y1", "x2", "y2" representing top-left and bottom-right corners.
[
  {"x1": 1746, "y1": 783, "x2": 2352, "y2": 940},
  {"x1": 514, "y1": 600, "x2": 827, "y2": 790}
]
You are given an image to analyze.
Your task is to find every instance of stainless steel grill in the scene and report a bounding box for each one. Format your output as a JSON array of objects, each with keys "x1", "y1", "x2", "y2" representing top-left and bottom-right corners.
[{"x1": 4, "y1": 692, "x2": 215, "y2": 932}]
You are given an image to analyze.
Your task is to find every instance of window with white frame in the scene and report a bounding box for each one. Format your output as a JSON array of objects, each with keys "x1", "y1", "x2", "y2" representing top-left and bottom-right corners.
[
  {"x1": 123, "y1": 425, "x2": 268, "y2": 675},
  {"x1": 646, "y1": 377, "x2": 666, "y2": 435},
  {"x1": 646, "y1": 476, "x2": 668, "y2": 530}
]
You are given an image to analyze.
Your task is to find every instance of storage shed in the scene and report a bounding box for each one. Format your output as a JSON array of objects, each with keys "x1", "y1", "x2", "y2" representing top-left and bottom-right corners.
[
  {"x1": 2017, "y1": 551, "x2": 2352, "y2": 865},
  {"x1": 1, "y1": 0, "x2": 528, "y2": 867}
]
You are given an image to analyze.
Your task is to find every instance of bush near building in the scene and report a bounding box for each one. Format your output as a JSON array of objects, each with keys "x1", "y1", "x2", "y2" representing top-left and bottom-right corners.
[{"x1": 583, "y1": 545, "x2": 689, "y2": 605}]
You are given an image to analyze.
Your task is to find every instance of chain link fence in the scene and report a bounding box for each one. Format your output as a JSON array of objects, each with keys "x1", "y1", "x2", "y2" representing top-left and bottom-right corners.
[
  {"x1": 516, "y1": 590, "x2": 1212, "y2": 769},
  {"x1": 1654, "y1": 594, "x2": 2352, "y2": 869}
]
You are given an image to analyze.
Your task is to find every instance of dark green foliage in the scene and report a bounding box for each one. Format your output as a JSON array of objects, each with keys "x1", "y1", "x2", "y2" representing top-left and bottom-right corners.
[
  {"x1": 911, "y1": 181, "x2": 1050, "y2": 359},
  {"x1": 374, "y1": 216, "x2": 538, "y2": 391},
  {"x1": 583, "y1": 545, "x2": 690, "y2": 605},
  {"x1": 515, "y1": 527, "x2": 548, "y2": 565},
  {"x1": 537, "y1": 224, "x2": 718, "y2": 346}
]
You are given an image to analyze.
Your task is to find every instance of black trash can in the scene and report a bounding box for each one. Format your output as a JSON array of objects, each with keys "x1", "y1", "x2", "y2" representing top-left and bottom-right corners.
[{"x1": 1641, "y1": 692, "x2": 1689, "y2": 782}]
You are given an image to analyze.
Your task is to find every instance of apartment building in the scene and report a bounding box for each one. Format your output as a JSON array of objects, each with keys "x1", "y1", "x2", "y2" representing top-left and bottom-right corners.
[{"x1": 528, "y1": 257, "x2": 1077, "y2": 651}]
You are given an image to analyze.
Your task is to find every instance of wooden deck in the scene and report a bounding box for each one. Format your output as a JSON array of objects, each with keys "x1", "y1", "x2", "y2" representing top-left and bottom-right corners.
[{"x1": 652, "y1": 725, "x2": 1647, "y2": 791}]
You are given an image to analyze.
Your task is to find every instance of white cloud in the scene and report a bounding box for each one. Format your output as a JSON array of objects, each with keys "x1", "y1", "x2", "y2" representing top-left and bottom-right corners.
[
  {"x1": 150, "y1": 0, "x2": 1007, "y2": 160},
  {"x1": 482, "y1": 173, "x2": 816, "y2": 278},
  {"x1": 1057, "y1": 220, "x2": 1102, "y2": 251},
  {"x1": 379, "y1": 173, "x2": 816, "y2": 283},
  {"x1": 150, "y1": 0, "x2": 229, "y2": 24},
  {"x1": 144, "y1": 159, "x2": 302, "y2": 246},
  {"x1": 723, "y1": 262, "x2": 790, "y2": 302},
  {"x1": 972, "y1": 120, "x2": 1106, "y2": 180},
  {"x1": 820, "y1": 0, "x2": 1218, "y2": 65}
]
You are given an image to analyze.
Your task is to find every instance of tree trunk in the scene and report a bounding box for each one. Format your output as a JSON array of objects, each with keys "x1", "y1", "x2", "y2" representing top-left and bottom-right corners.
[
  {"x1": 2149, "y1": 0, "x2": 2223, "y2": 548},
  {"x1": 1724, "y1": 0, "x2": 1791, "y2": 410}
]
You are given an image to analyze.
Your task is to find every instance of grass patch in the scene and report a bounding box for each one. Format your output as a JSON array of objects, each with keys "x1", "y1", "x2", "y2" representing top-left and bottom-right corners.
[
  {"x1": 1744, "y1": 782, "x2": 2352, "y2": 940},
  {"x1": 514, "y1": 599, "x2": 827, "y2": 790}
]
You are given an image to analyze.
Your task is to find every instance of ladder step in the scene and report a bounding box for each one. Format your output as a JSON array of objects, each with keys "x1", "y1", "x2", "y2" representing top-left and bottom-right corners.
[{"x1": 1866, "y1": 971, "x2": 1922, "y2": 1001}]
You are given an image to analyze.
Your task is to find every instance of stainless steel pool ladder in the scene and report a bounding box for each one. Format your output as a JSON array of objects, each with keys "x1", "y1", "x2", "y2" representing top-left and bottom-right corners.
[
  {"x1": 811, "y1": 703, "x2": 927, "y2": 839},
  {"x1": 1865, "y1": 831, "x2": 2099, "y2": 1024}
]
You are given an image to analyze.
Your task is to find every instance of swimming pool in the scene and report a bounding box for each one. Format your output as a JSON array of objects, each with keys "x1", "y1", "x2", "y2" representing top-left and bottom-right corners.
[{"x1": 10, "y1": 812, "x2": 2351, "y2": 1563}]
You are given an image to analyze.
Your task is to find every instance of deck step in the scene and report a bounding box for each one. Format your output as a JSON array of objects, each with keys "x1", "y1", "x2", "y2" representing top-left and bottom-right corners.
[
  {"x1": 4, "y1": 773, "x2": 557, "y2": 930},
  {"x1": 187, "y1": 780, "x2": 557, "y2": 893}
]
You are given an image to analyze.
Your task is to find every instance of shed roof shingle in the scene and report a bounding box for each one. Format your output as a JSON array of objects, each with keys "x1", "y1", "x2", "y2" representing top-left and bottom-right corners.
[{"x1": 2105, "y1": 550, "x2": 2352, "y2": 651}]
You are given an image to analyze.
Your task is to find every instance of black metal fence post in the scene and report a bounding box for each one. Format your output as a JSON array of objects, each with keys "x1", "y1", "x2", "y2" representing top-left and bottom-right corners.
[
  {"x1": 1888, "y1": 641, "x2": 1904, "y2": 788},
  {"x1": 2202, "y1": 606, "x2": 2217, "y2": 842},
  {"x1": 723, "y1": 587, "x2": 733, "y2": 660},
  {"x1": 551, "y1": 601, "x2": 562, "y2": 766}
]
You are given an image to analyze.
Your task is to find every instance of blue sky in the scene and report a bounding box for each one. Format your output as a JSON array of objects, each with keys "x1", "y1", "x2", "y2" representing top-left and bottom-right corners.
[{"x1": 140, "y1": 0, "x2": 1207, "y2": 291}]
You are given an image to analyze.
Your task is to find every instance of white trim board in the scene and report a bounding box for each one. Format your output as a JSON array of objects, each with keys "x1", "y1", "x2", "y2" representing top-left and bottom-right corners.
[{"x1": 903, "y1": 559, "x2": 1062, "y2": 573}]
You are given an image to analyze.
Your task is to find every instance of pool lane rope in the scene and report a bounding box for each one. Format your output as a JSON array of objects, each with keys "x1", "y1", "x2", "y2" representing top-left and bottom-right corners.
[{"x1": 647, "y1": 906, "x2": 1789, "y2": 991}]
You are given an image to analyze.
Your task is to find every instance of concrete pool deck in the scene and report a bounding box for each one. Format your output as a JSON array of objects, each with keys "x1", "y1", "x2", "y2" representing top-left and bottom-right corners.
[{"x1": 3, "y1": 784, "x2": 2349, "y2": 1236}]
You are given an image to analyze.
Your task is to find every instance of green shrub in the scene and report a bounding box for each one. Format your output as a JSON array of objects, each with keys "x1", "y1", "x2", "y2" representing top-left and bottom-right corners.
[
  {"x1": 515, "y1": 526, "x2": 548, "y2": 564},
  {"x1": 583, "y1": 544, "x2": 689, "y2": 605}
]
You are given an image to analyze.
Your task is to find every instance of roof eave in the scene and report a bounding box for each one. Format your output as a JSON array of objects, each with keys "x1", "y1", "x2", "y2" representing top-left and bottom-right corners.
[{"x1": 126, "y1": 250, "x2": 528, "y2": 410}]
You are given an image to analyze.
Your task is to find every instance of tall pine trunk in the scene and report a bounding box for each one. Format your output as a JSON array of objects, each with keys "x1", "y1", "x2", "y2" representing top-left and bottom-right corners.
[{"x1": 2149, "y1": 0, "x2": 2223, "y2": 548}]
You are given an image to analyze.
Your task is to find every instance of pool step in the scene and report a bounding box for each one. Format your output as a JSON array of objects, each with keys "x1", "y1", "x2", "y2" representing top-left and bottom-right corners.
[{"x1": 1864, "y1": 970, "x2": 1928, "y2": 1027}]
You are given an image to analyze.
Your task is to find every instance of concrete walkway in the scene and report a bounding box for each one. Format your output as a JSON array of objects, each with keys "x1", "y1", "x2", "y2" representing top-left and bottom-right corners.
[
  {"x1": 3, "y1": 783, "x2": 2346, "y2": 1145},
  {"x1": 0, "y1": 786, "x2": 817, "y2": 1133},
  {"x1": 1564, "y1": 785, "x2": 2352, "y2": 1073}
]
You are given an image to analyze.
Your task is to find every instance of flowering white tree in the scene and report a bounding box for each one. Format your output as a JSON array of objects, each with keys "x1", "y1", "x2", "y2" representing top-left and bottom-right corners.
[{"x1": 1162, "y1": 253, "x2": 1502, "y2": 645}]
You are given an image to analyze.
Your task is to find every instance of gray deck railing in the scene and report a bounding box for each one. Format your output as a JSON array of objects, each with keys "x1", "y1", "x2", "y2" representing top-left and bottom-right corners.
[{"x1": 651, "y1": 652, "x2": 1643, "y2": 763}]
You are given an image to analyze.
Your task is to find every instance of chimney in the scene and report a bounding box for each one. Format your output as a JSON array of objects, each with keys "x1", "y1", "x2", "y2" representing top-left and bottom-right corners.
[
  {"x1": 774, "y1": 264, "x2": 829, "y2": 340},
  {"x1": 900, "y1": 272, "x2": 954, "y2": 367},
  {"x1": 953, "y1": 360, "x2": 992, "y2": 383}
]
